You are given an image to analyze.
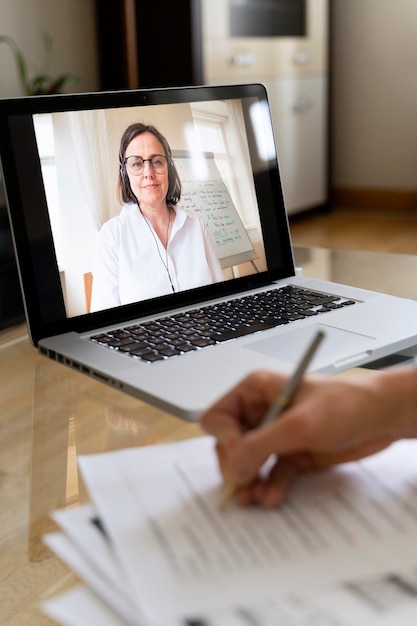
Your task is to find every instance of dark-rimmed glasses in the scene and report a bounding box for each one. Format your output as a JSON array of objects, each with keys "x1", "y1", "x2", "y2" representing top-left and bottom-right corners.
[{"x1": 124, "y1": 154, "x2": 168, "y2": 176}]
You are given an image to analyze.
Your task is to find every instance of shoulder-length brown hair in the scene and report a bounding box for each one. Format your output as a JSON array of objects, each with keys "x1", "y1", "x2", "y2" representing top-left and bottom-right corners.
[{"x1": 117, "y1": 123, "x2": 182, "y2": 206}]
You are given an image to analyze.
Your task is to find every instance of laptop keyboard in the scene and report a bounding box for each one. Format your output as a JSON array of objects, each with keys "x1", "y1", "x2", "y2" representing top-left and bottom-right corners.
[{"x1": 90, "y1": 285, "x2": 356, "y2": 363}]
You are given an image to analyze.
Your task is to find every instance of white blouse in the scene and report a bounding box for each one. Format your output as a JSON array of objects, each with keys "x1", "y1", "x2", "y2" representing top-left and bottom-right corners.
[{"x1": 90, "y1": 203, "x2": 224, "y2": 312}]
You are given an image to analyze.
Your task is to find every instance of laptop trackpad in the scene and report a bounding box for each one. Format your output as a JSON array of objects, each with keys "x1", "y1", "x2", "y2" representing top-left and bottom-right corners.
[{"x1": 245, "y1": 323, "x2": 375, "y2": 367}]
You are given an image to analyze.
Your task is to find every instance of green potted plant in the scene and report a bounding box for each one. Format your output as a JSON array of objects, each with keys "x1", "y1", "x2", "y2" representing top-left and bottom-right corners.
[{"x1": 0, "y1": 32, "x2": 78, "y2": 95}]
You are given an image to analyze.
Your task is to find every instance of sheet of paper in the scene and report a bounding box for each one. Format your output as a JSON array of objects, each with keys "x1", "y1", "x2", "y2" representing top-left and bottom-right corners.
[
  {"x1": 42, "y1": 584, "x2": 126, "y2": 626},
  {"x1": 185, "y1": 571, "x2": 417, "y2": 626},
  {"x1": 43, "y1": 544, "x2": 417, "y2": 626},
  {"x1": 48, "y1": 504, "x2": 142, "y2": 624},
  {"x1": 78, "y1": 437, "x2": 417, "y2": 622}
]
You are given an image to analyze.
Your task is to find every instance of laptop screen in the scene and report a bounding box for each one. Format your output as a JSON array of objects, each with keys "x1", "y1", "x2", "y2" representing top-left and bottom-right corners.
[{"x1": 0, "y1": 84, "x2": 294, "y2": 343}]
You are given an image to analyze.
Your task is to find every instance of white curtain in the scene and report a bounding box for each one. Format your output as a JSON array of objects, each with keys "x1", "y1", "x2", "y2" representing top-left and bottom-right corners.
[
  {"x1": 50, "y1": 109, "x2": 120, "y2": 315},
  {"x1": 66, "y1": 109, "x2": 116, "y2": 229}
]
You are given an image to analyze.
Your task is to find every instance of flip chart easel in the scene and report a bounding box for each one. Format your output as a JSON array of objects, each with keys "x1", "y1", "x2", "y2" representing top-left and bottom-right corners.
[{"x1": 173, "y1": 150, "x2": 257, "y2": 270}]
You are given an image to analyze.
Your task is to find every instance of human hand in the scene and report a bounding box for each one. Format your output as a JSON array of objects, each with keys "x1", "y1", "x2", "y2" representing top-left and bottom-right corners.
[{"x1": 200, "y1": 369, "x2": 412, "y2": 508}]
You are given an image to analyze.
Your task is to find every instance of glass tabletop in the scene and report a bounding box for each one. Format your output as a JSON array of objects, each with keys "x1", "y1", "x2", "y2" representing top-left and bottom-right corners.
[
  {"x1": 293, "y1": 245, "x2": 417, "y2": 301},
  {"x1": 1, "y1": 244, "x2": 417, "y2": 624}
]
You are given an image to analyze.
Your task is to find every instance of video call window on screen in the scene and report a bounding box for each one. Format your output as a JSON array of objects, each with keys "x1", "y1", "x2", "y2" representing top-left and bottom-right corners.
[{"x1": 32, "y1": 98, "x2": 268, "y2": 319}]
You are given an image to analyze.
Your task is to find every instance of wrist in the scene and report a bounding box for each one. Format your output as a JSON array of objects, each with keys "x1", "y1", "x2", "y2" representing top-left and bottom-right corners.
[{"x1": 371, "y1": 365, "x2": 417, "y2": 438}]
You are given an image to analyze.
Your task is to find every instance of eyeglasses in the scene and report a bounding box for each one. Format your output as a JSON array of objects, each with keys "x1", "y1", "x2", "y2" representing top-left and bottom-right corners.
[{"x1": 124, "y1": 154, "x2": 168, "y2": 176}]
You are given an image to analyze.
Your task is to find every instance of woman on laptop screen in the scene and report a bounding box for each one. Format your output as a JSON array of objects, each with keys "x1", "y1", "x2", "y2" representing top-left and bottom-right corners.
[{"x1": 90, "y1": 123, "x2": 224, "y2": 312}]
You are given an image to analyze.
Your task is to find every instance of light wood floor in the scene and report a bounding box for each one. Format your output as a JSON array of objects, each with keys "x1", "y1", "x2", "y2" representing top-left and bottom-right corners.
[{"x1": 289, "y1": 207, "x2": 417, "y2": 255}]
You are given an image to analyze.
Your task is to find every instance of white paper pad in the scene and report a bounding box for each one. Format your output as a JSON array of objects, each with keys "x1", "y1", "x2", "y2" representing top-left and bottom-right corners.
[{"x1": 43, "y1": 436, "x2": 417, "y2": 625}]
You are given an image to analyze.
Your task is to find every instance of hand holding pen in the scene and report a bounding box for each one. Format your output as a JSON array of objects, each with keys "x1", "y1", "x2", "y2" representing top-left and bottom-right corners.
[
  {"x1": 200, "y1": 330, "x2": 326, "y2": 508},
  {"x1": 201, "y1": 327, "x2": 414, "y2": 509}
]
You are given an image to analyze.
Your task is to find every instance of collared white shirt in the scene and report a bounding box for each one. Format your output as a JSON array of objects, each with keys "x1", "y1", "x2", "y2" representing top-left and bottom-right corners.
[{"x1": 90, "y1": 203, "x2": 224, "y2": 312}]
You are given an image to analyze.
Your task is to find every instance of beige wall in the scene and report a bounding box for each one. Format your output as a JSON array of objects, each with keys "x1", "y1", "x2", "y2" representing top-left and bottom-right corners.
[
  {"x1": 0, "y1": 0, "x2": 99, "y2": 97},
  {"x1": 330, "y1": 0, "x2": 417, "y2": 190}
]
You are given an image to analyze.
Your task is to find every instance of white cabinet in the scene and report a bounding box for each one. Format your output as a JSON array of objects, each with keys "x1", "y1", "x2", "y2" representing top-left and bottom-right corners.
[
  {"x1": 266, "y1": 75, "x2": 328, "y2": 214},
  {"x1": 201, "y1": 0, "x2": 329, "y2": 214}
]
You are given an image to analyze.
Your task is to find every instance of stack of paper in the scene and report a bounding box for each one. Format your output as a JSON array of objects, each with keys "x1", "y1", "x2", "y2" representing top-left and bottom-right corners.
[{"x1": 43, "y1": 436, "x2": 417, "y2": 625}]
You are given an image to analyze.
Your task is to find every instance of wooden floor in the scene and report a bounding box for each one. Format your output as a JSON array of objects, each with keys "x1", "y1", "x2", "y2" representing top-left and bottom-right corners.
[{"x1": 289, "y1": 206, "x2": 417, "y2": 255}]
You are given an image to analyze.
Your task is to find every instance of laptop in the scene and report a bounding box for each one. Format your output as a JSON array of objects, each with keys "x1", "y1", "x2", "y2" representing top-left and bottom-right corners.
[{"x1": 1, "y1": 83, "x2": 417, "y2": 420}]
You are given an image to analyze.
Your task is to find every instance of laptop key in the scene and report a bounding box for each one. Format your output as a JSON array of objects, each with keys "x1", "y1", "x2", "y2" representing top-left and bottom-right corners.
[{"x1": 176, "y1": 343, "x2": 197, "y2": 353}]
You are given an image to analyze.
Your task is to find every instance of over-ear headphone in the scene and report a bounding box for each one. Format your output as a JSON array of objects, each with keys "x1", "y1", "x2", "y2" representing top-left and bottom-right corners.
[
  {"x1": 119, "y1": 158, "x2": 135, "y2": 202},
  {"x1": 119, "y1": 158, "x2": 128, "y2": 183}
]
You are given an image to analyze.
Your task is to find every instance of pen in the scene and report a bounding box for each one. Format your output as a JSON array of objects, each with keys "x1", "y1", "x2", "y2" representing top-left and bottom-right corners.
[{"x1": 218, "y1": 329, "x2": 325, "y2": 509}]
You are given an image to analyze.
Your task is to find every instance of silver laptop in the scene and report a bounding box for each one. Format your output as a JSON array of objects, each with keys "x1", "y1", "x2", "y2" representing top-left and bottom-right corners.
[{"x1": 1, "y1": 83, "x2": 417, "y2": 420}]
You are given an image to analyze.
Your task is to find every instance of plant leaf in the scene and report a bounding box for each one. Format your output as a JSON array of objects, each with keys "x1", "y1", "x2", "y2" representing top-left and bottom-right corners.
[
  {"x1": 1, "y1": 33, "x2": 79, "y2": 95},
  {"x1": 0, "y1": 34, "x2": 30, "y2": 94}
]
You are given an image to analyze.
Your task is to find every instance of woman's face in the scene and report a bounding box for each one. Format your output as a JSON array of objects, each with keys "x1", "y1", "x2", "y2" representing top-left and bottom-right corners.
[{"x1": 125, "y1": 131, "x2": 169, "y2": 211}]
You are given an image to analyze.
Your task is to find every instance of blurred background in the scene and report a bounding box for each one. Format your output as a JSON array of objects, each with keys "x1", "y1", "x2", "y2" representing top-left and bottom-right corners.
[{"x1": 0, "y1": 0, "x2": 416, "y2": 327}]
